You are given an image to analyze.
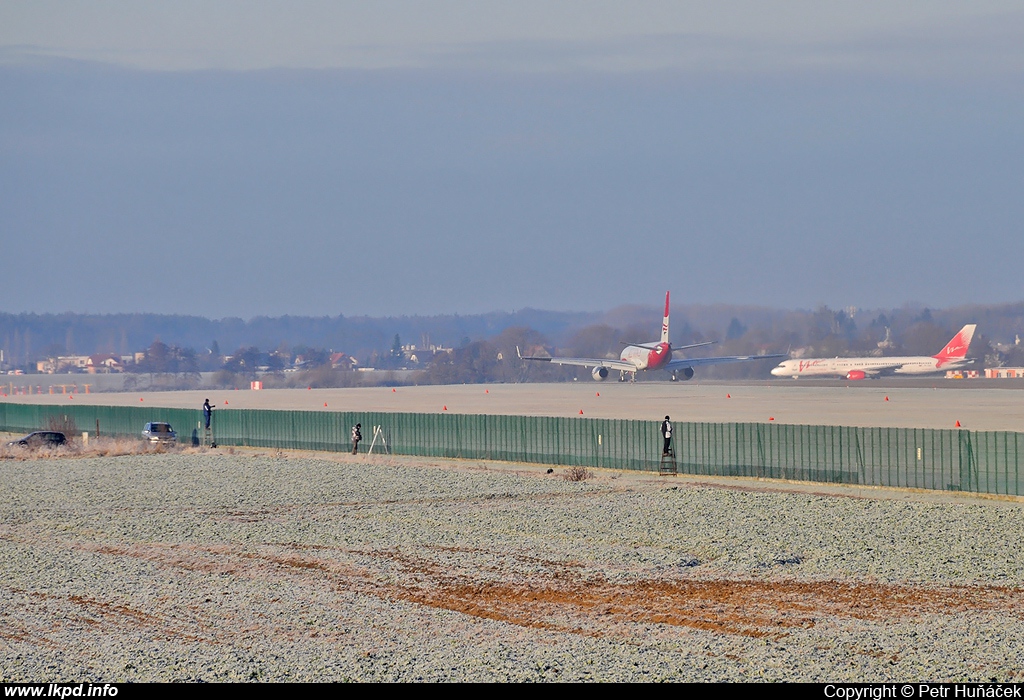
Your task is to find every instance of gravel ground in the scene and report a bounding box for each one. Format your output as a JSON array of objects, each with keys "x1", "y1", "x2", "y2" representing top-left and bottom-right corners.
[{"x1": 2, "y1": 449, "x2": 1023, "y2": 682}]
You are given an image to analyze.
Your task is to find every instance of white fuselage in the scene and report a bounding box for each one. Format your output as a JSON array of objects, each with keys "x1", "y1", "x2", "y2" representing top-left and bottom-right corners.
[
  {"x1": 619, "y1": 343, "x2": 670, "y2": 371},
  {"x1": 771, "y1": 355, "x2": 970, "y2": 378}
]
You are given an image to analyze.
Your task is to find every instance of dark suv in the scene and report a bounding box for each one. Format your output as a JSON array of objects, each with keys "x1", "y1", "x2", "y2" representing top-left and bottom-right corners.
[{"x1": 7, "y1": 431, "x2": 67, "y2": 448}]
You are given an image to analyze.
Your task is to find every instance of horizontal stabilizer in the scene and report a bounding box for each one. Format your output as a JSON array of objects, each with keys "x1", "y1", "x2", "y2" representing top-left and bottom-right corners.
[{"x1": 621, "y1": 340, "x2": 715, "y2": 351}]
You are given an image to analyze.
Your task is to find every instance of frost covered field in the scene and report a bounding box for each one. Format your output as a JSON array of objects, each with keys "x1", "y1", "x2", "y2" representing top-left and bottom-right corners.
[{"x1": 2, "y1": 449, "x2": 1023, "y2": 682}]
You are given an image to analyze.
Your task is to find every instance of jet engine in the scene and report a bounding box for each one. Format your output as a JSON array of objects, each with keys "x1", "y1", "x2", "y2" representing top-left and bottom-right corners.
[
  {"x1": 845, "y1": 370, "x2": 866, "y2": 380},
  {"x1": 592, "y1": 366, "x2": 610, "y2": 381},
  {"x1": 671, "y1": 367, "x2": 694, "y2": 381}
]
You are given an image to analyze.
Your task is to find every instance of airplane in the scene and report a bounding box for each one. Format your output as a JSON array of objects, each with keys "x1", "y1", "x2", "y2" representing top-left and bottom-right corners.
[
  {"x1": 770, "y1": 324, "x2": 977, "y2": 380},
  {"x1": 518, "y1": 292, "x2": 784, "y2": 382}
]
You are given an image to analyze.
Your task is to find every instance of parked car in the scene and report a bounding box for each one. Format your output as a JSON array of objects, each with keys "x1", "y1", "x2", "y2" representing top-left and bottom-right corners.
[
  {"x1": 142, "y1": 422, "x2": 177, "y2": 445},
  {"x1": 7, "y1": 431, "x2": 67, "y2": 448}
]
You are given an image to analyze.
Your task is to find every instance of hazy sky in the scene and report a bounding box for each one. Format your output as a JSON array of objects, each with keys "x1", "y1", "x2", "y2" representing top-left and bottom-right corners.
[{"x1": 2, "y1": 2, "x2": 1023, "y2": 317}]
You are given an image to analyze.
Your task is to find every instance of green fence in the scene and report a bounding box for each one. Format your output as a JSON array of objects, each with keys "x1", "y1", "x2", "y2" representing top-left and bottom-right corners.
[{"x1": 1, "y1": 403, "x2": 1021, "y2": 497}]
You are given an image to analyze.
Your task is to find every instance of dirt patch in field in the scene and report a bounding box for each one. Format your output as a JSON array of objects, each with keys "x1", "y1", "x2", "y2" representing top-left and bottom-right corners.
[
  {"x1": 357, "y1": 547, "x2": 1024, "y2": 639},
  {"x1": 7, "y1": 537, "x2": 1020, "y2": 645}
]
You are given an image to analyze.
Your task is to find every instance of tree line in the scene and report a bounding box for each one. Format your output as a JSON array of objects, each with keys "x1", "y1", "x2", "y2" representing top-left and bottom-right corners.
[{"x1": 5, "y1": 302, "x2": 1024, "y2": 385}]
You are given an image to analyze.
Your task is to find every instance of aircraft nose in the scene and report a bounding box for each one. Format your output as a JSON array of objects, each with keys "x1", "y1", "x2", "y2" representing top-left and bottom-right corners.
[{"x1": 770, "y1": 365, "x2": 785, "y2": 376}]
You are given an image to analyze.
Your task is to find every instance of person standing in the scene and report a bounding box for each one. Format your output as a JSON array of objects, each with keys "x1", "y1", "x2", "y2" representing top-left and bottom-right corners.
[
  {"x1": 203, "y1": 399, "x2": 214, "y2": 430},
  {"x1": 661, "y1": 415, "x2": 673, "y2": 456},
  {"x1": 351, "y1": 423, "x2": 362, "y2": 454}
]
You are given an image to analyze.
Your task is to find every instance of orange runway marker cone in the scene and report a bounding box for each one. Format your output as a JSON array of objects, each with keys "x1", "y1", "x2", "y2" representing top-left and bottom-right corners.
[
  {"x1": 224, "y1": 400, "x2": 228, "y2": 405},
  {"x1": 955, "y1": 420, "x2": 961, "y2": 427},
  {"x1": 485, "y1": 389, "x2": 489, "y2": 393},
  {"x1": 769, "y1": 416, "x2": 775, "y2": 421},
  {"x1": 443, "y1": 405, "x2": 447, "y2": 411},
  {"x1": 726, "y1": 393, "x2": 731, "y2": 398},
  {"x1": 596, "y1": 392, "x2": 600, "y2": 397},
  {"x1": 392, "y1": 388, "x2": 396, "y2": 392},
  {"x1": 579, "y1": 409, "x2": 584, "y2": 415},
  {"x1": 139, "y1": 397, "x2": 143, "y2": 402},
  {"x1": 324, "y1": 402, "x2": 328, "y2": 407},
  {"x1": 885, "y1": 396, "x2": 889, "y2": 402}
]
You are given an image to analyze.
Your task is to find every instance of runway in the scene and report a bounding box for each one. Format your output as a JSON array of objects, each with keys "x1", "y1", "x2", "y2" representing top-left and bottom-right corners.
[{"x1": 4, "y1": 380, "x2": 1024, "y2": 432}]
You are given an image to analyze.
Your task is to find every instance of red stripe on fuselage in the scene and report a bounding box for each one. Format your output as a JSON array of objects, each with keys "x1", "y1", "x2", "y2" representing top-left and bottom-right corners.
[
  {"x1": 647, "y1": 343, "x2": 671, "y2": 370},
  {"x1": 621, "y1": 341, "x2": 672, "y2": 371}
]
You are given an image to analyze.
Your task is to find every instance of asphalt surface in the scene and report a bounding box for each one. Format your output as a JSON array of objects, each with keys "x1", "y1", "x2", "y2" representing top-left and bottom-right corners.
[{"x1": 5, "y1": 380, "x2": 1024, "y2": 431}]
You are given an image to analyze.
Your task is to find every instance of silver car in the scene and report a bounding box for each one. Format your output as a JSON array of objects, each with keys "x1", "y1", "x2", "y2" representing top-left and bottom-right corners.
[{"x1": 142, "y1": 422, "x2": 177, "y2": 445}]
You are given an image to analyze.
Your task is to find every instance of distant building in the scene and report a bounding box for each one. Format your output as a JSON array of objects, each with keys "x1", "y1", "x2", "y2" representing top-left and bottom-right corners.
[
  {"x1": 36, "y1": 353, "x2": 137, "y2": 374},
  {"x1": 401, "y1": 343, "x2": 452, "y2": 362},
  {"x1": 877, "y1": 328, "x2": 896, "y2": 351},
  {"x1": 983, "y1": 368, "x2": 1024, "y2": 379},
  {"x1": 86, "y1": 354, "x2": 123, "y2": 373},
  {"x1": 329, "y1": 352, "x2": 358, "y2": 370},
  {"x1": 945, "y1": 368, "x2": 1024, "y2": 379}
]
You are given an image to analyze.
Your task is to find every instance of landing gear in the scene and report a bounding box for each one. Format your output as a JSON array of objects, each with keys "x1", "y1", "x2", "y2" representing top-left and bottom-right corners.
[
  {"x1": 670, "y1": 371, "x2": 678, "y2": 381},
  {"x1": 619, "y1": 371, "x2": 627, "y2": 382}
]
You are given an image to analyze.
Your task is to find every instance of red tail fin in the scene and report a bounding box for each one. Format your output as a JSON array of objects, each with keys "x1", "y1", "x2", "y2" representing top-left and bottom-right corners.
[
  {"x1": 661, "y1": 292, "x2": 670, "y2": 344},
  {"x1": 934, "y1": 324, "x2": 976, "y2": 362}
]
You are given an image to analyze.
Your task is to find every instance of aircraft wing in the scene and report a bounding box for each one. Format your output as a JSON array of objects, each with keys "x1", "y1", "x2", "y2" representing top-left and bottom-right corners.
[
  {"x1": 517, "y1": 348, "x2": 637, "y2": 372},
  {"x1": 666, "y1": 354, "x2": 785, "y2": 370}
]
